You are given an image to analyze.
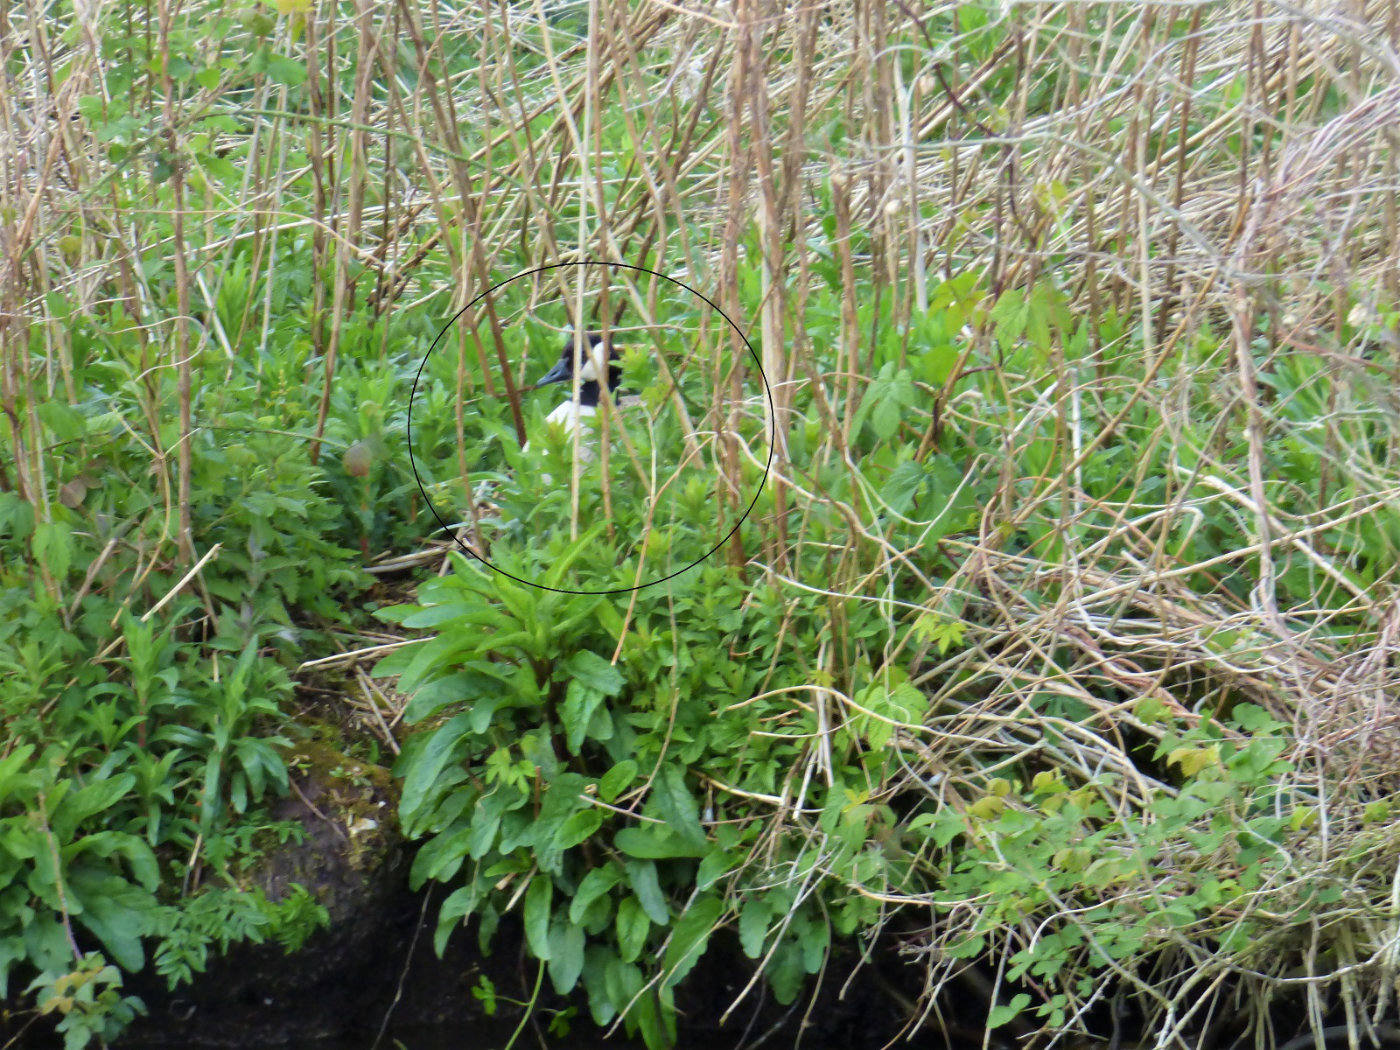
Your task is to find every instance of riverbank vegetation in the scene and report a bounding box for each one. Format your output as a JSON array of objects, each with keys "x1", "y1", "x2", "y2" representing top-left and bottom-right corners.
[{"x1": 4, "y1": 0, "x2": 1400, "y2": 1047}]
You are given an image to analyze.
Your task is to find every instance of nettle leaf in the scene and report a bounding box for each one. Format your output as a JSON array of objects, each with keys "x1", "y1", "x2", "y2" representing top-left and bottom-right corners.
[
  {"x1": 870, "y1": 393, "x2": 900, "y2": 441},
  {"x1": 266, "y1": 54, "x2": 307, "y2": 87},
  {"x1": 32, "y1": 521, "x2": 74, "y2": 580}
]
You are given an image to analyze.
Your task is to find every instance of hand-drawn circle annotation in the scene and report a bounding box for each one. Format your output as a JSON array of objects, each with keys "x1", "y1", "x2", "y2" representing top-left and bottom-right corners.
[{"x1": 407, "y1": 260, "x2": 773, "y2": 595}]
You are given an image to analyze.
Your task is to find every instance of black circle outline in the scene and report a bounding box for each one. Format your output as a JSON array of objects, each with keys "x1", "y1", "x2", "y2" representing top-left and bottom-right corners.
[{"x1": 407, "y1": 260, "x2": 774, "y2": 595}]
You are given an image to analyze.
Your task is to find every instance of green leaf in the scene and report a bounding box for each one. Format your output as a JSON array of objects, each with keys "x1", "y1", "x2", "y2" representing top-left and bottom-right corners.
[
  {"x1": 399, "y1": 712, "x2": 474, "y2": 829},
  {"x1": 32, "y1": 521, "x2": 74, "y2": 580},
  {"x1": 738, "y1": 898, "x2": 769, "y2": 958},
  {"x1": 616, "y1": 895, "x2": 649, "y2": 962},
  {"x1": 651, "y1": 766, "x2": 706, "y2": 849},
  {"x1": 598, "y1": 760, "x2": 637, "y2": 803},
  {"x1": 569, "y1": 866, "x2": 622, "y2": 924},
  {"x1": 767, "y1": 940, "x2": 804, "y2": 1004},
  {"x1": 615, "y1": 825, "x2": 708, "y2": 859},
  {"x1": 881, "y1": 460, "x2": 926, "y2": 513},
  {"x1": 51, "y1": 774, "x2": 135, "y2": 840},
  {"x1": 870, "y1": 394, "x2": 900, "y2": 440},
  {"x1": 563, "y1": 651, "x2": 625, "y2": 695},
  {"x1": 548, "y1": 920, "x2": 585, "y2": 994},
  {"x1": 552, "y1": 807, "x2": 603, "y2": 851},
  {"x1": 623, "y1": 861, "x2": 668, "y2": 925},
  {"x1": 696, "y1": 848, "x2": 731, "y2": 892},
  {"x1": 399, "y1": 602, "x2": 478, "y2": 629},
  {"x1": 663, "y1": 896, "x2": 723, "y2": 986},
  {"x1": 402, "y1": 668, "x2": 499, "y2": 723},
  {"x1": 989, "y1": 993, "x2": 1032, "y2": 1029},
  {"x1": 523, "y1": 877, "x2": 553, "y2": 961},
  {"x1": 562, "y1": 682, "x2": 607, "y2": 755},
  {"x1": 266, "y1": 54, "x2": 307, "y2": 87},
  {"x1": 69, "y1": 870, "x2": 155, "y2": 971},
  {"x1": 604, "y1": 957, "x2": 644, "y2": 1019},
  {"x1": 436, "y1": 884, "x2": 480, "y2": 954}
]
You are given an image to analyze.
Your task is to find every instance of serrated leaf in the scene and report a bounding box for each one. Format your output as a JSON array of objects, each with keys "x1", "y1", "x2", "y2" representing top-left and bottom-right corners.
[{"x1": 881, "y1": 460, "x2": 925, "y2": 513}]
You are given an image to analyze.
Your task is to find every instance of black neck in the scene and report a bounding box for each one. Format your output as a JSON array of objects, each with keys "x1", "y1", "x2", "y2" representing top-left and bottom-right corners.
[{"x1": 575, "y1": 364, "x2": 624, "y2": 407}]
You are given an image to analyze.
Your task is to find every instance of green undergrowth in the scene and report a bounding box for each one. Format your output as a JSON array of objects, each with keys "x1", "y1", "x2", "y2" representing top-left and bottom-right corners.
[{"x1": 10, "y1": 245, "x2": 1399, "y2": 1047}]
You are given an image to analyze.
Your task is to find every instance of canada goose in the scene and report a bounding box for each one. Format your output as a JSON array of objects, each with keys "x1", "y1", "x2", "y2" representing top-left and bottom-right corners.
[
  {"x1": 448, "y1": 329, "x2": 638, "y2": 535},
  {"x1": 526, "y1": 328, "x2": 640, "y2": 461}
]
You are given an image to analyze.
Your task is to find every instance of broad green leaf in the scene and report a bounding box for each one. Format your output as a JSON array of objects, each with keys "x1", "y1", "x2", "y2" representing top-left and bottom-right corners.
[
  {"x1": 623, "y1": 861, "x2": 668, "y2": 925},
  {"x1": 50, "y1": 774, "x2": 135, "y2": 840},
  {"x1": 598, "y1": 760, "x2": 637, "y2": 803},
  {"x1": 552, "y1": 807, "x2": 603, "y2": 852},
  {"x1": 548, "y1": 920, "x2": 585, "y2": 994},
  {"x1": 651, "y1": 766, "x2": 705, "y2": 849},
  {"x1": 523, "y1": 877, "x2": 553, "y2": 961},
  {"x1": 563, "y1": 651, "x2": 625, "y2": 695},
  {"x1": 562, "y1": 682, "x2": 607, "y2": 754},
  {"x1": 402, "y1": 668, "x2": 498, "y2": 723},
  {"x1": 616, "y1": 895, "x2": 649, "y2": 962},
  {"x1": 569, "y1": 866, "x2": 622, "y2": 924},
  {"x1": 615, "y1": 825, "x2": 707, "y2": 860},
  {"x1": 69, "y1": 870, "x2": 155, "y2": 971},
  {"x1": 696, "y1": 848, "x2": 731, "y2": 892},
  {"x1": 663, "y1": 897, "x2": 723, "y2": 985},
  {"x1": 399, "y1": 713, "x2": 474, "y2": 828}
]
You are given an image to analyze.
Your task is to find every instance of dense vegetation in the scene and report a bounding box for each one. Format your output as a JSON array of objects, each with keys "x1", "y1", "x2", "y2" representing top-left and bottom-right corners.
[{"x1": 4, "y1": 0, "x2": 1400, "y2": 1048}]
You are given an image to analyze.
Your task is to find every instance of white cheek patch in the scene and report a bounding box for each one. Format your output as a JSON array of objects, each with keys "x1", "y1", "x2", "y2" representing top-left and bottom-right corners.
[{"x1": 578, "y1": 355, "x2": 599, "y2": 382}]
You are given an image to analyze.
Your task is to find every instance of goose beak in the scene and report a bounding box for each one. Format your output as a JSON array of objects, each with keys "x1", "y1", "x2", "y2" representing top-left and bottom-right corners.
[{"x1": 533, "y1": 358, "x2": 571, "y2": 388}]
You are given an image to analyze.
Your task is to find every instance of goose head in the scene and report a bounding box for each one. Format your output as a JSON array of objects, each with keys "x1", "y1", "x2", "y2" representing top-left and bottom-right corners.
[{"x1": 532, "y1": 329, "x2": 624, "y2": 407}]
